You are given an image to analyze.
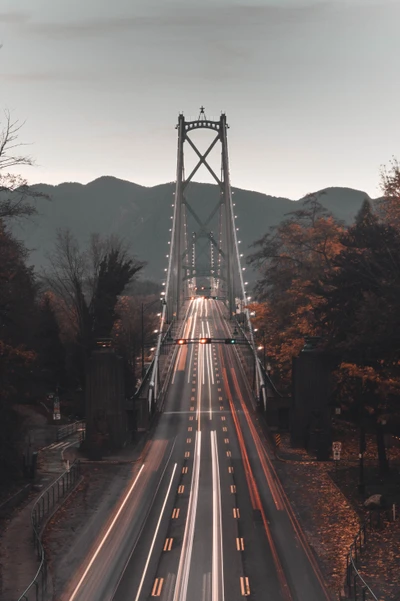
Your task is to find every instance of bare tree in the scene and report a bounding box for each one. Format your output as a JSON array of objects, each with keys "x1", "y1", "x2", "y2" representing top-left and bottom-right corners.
[
  {"x1": 0, "y1": 110, "x2": 48, "y2": 221},
  {"x1": 44, "y1": 229, "x2": 88, "y2": 341},
  {"x1": 44, "y1": 228, "x2": 144, "y2": 348}
]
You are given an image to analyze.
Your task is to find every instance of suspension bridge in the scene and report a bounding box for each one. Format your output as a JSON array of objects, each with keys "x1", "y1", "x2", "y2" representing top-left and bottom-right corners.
[{"x1": 66, "y1": 110, "x2": 332, "y2": 601}]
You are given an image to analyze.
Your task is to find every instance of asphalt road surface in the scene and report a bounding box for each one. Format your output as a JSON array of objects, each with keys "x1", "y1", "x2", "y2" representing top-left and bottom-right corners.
[{"x1": 64, "y1": 299, "x2": 332, "y2": 601}]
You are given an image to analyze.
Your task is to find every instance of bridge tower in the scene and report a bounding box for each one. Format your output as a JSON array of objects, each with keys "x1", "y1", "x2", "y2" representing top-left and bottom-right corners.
[{"x1": 165, "y1": 108, "x2": 245, "y2": 319}]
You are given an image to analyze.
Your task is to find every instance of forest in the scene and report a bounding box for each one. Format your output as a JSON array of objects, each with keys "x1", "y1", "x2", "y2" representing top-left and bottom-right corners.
[
  {"x1": 0, "y1": 114, "x2": 160, "y2": 485},
  {"x1": 249, "y1": 158, "x2": 400, "y2": 470}
]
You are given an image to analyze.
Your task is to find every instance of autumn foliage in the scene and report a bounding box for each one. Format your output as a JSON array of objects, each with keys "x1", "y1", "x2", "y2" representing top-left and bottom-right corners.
[{"x1": 249, "y1": 171, "x2": 400, "y2": 430}]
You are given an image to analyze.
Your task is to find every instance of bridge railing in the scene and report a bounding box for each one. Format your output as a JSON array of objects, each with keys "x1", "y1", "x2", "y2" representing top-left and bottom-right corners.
[
  {"x1": 233, "y1": 315, "x2": 272, "y2": 410},
  {"x1": 17, "y1": 460, "x2": 81, "y2": 601}
]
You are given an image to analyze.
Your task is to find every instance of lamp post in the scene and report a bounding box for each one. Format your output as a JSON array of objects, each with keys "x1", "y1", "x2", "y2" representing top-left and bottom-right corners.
[
  {"x1": 358, "y1": 378, "x2": 367, "y2": 495},
  {"x1": 141, "y1": 298, "x2": 162, "y2": 377},
  {"x1": 255, "y1": 328, "x2": 267, "y2": 370}
]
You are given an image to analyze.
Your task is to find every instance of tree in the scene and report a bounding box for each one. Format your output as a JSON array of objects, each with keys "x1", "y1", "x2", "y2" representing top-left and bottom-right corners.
[
  {"x1": 0, "y1": 111, "x2": 48, "y2": 221},
  {"x1": 35, "y1": 293, "x2": 66, "y2": 392},
  {"x1": 377, "y1": 156, "x2": 400, "y2": 229},
  {"x1": 316, "y1": 201, "x2": 400, "y2": 362},
  {"x1": 44, "y1": 229, "x2": 144, "y2": 387},
  {"x1": 248, "y1": 193, "x2": 345, "y2": 388},
  {"x1": 0, "y1": 223, "x2": 37, "y2": 482}
]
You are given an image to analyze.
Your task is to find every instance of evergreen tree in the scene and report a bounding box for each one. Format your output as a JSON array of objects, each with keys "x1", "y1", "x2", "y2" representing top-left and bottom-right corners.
[{"x1": 35, "y1": 294, "x2": 66, "y2": 391}]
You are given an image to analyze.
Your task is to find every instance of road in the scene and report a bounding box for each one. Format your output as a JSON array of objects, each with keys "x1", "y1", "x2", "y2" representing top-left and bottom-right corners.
[{"x1": 64, "y1": 298, "x2": 332, "y2": 601}]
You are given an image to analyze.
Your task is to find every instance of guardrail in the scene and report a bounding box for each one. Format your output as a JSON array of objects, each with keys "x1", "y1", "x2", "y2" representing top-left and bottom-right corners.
[
  {"x1": 17, "y1": 460, "x2": 81, "y2": 601},
  {"x1": 56, "y1": 420, "x2": 85, "y2": 442},
  {"x1": 345, "y1": 511, "x2": 386, "y2": 601}
]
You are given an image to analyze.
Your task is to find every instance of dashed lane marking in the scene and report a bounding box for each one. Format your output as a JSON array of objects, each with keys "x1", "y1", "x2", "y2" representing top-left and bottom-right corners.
[
  {"x1": 233, "y1": 507, "x2": 240, "y2": 518},
  {"x1": 185, "y1": 451, "x2": 190, "y2": 458},
  {"x1": 236, "y1": 538, "x2": 244, "y2": 551},
  {"x1": 178, "y1": 485, "x2": 185, "y2": 494},
  {"x1": 172, "y1": 508, "x2": 180, "y2": 519},
  {"x1": 188, "y1": 427, "x2": 193, "y2": 431},
  {"x1": 186, "y1": 438, "x2": 191, "y2": 443},
  {"x1": 228, "y1": 467, "x2": 234, "y2": 473},
  {"x1": 226, "y1": 451, "x2": 232, "y2": 457},
  {"x1": 231, "y1": 485, "x2": 236, "y2": 493},
  {"x1": 182, "y1": 466, "x2": 188, "y2": 474},
  {"x1": 223, "y1": 427, "x2": 227, "y2": 432},
  {"x1": 224, "y1": 438, "x2": 229, "y2": 444},
  {"x1": 163, "y1": 538, "x2": 173, "y2": 551},
  {"x1": 240, "y1": 576, "x2": 250, "y2": 596},
  {"x1": 151, "y1": 578, "x2": 164, "y2": 596}
]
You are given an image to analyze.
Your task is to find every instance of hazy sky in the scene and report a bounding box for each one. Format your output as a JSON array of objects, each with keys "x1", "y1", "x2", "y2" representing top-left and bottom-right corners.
[{"x1": 1, "y1": 0, "x2": 399, "y2": 199}]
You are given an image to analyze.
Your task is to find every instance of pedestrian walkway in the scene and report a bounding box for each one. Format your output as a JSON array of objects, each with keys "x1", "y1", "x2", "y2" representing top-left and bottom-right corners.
[
  {"x1": 39, "y1": 433, "x2": 82, "y2": 475},
  {"x1": 0, "y1": 428, "x2": 81, "y2": 601}
]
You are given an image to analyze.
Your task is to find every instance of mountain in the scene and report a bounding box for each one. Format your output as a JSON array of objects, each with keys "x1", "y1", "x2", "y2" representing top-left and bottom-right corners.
[{"x1": 12, "y1": 177, "x2": 372, "y2": 282}]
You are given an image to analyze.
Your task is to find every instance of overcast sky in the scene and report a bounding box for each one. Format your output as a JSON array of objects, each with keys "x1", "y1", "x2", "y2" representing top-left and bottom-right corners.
[{"x1": 1, "y1": 0, "x2": 399, "y2": 199}]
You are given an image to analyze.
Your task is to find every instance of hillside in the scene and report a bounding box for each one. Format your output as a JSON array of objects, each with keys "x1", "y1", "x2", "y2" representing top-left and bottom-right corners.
[{"x1": 12, "y1": 177, "x2": 372, "y2": 282}]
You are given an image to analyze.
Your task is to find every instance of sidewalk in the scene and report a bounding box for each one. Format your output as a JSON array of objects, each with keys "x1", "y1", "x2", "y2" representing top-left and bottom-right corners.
[
  {"x1": 0, "y1": 407, "x2": 81, "y2": 601},
  {"x1": 272, "y1": 432, "x2": 360, "y2": 599}
]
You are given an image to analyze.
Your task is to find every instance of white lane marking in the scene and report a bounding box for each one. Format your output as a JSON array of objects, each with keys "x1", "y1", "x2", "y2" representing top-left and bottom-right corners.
[
  {"x1": 202, "y1": 572, "x2": 211, "y2": 601},
  {"x1": 164, "y1": 573, "x2": 177, "y2": 601},
  {"x1": 211, "y1": 431, "x2": 225, "y2": 601},
  {"x1": 134, "y1": 463, "x2": 178, "y2": 601},
  {"x1": 187, "y1": 307, "x2": 198, "y2": 383},
  {"x1": 173, "y1": 432, "x2": 202, "y2": 601},
  {"x1": 68, "y1": 464, "x2": 145, "y2": 601}
]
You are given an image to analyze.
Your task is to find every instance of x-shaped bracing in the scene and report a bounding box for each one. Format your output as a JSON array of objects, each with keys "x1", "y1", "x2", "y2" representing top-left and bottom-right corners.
[{"x1": 183, "y1": 133, "x2": 222, "y2": 190}]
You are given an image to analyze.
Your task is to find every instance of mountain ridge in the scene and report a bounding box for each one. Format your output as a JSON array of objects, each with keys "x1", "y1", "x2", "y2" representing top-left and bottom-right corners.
[{"x1": 12, "y1": 177, "x2": 373, "y2": 282}]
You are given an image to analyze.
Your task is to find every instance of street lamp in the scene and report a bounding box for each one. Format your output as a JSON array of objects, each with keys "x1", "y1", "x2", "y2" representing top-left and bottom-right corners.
[{"x1": 141, "y1": 298, "x2": 162, "y2": 377}]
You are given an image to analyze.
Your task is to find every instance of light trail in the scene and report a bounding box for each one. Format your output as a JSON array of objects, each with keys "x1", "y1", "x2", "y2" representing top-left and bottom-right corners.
[
  {"x1": 134, "y1": 463, "x2": 178, "y2": 601},
  {"x1": 187, "y1": 304, "x2": 198, "y2": 383},
  {"x1": 173, "y1": 432, "x2": 202, "y2": 601},
  {"x1": 197, "y1": 326, "x2": 204, "y2": 430},
  {"x1": 220, "y1": 356, "x2": 292, "y2": 601},
  {"x1": 230, "y1": 367, "x2": 284, "y2": 512},
  {"x1": 172, "y1": 301, "x2": 194, "y2": 384},
  {"x1": 205, "y1": 321, "x2": 213, "y2": 419},
  {"x1": 67, "y1": 464, "x2": 145, "y2": 601},
  {"x1": 211, "y1": 431, "x2": 225, "y2": 601}
]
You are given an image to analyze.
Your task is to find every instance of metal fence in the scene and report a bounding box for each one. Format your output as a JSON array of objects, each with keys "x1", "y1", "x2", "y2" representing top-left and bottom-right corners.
[
  {"x1": 56, "y1": 420, "x2": 85, "y2": 442},
  {"x1": 17, "y1": 460, "x2": 81, "y2": 601},
  {"x1": 345, "y1": 511, "x2": 387, "y2": 601}
]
